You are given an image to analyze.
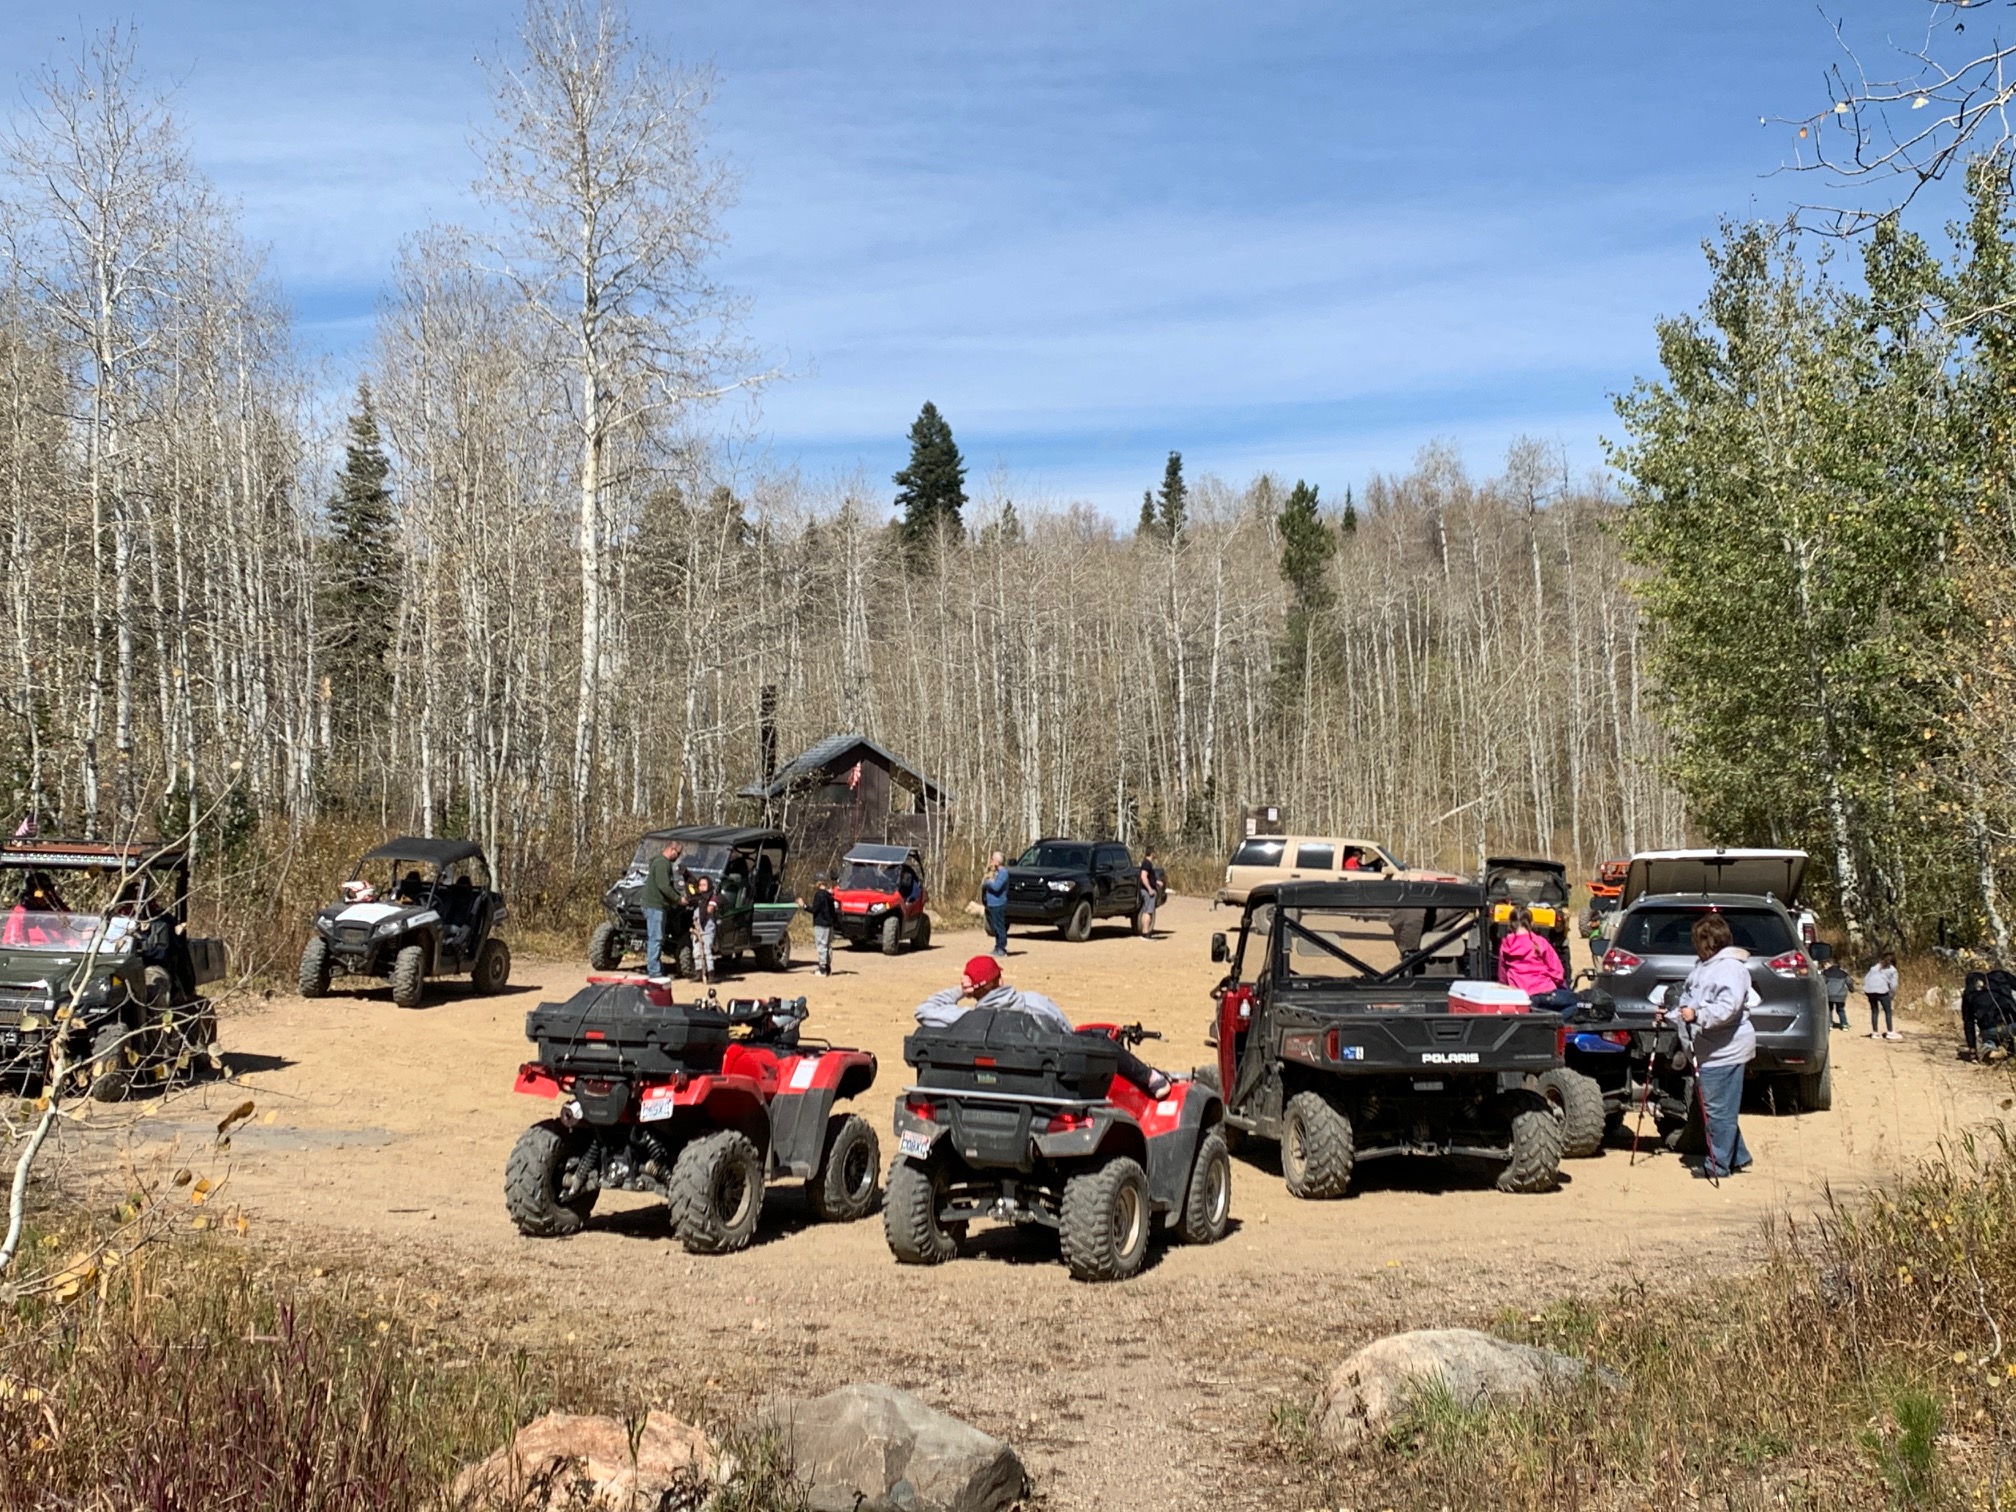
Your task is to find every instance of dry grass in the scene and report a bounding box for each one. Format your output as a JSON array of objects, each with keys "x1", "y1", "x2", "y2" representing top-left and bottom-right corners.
[
  {"x1": 1267, "y1": 1126, "x2": 2016, "y2": 1510},
  {"x1": 0, "y1": 1207, "x2": 804, "y2": 1511}
]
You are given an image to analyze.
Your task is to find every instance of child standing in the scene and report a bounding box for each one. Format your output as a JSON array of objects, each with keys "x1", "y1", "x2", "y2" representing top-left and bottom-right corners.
[
  {"x1": 1864, "y1": 951, "x2": 1901, "y2": 1040},
  {"x1": 806, "y1": 870, "x2": 839, "y2": 976}
]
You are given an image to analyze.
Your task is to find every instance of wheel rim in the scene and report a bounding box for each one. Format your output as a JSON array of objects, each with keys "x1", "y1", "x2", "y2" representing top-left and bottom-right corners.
[
  {"x1": 715, "y1": 1157, "x2": 754, "y2": 1228},
  {"x1": 1205, "y1": 1155, "x2": 1230, "y2": 1226},
  {"x1": 1111, "y1": 1181, "x2": 1144, "y2": 1257},
  {"x1": 841, "y1": 1139, "x2": 874, "y2": 1201},
  {"x1": 1284, "y1": 1117, "x2": 1307, "y2": 1181}
]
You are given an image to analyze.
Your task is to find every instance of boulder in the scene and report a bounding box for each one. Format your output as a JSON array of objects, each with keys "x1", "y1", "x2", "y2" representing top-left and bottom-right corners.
[
  {"x1": 753, "y1": 1383, "x2": 1026, "y2": 1512},
  {"x1": 453, "y1": 1410, "x2": 716, "y2": 1510},
  {"x1": 1315, "y1": 1327, "x2": 1618, "y2": 1452}
]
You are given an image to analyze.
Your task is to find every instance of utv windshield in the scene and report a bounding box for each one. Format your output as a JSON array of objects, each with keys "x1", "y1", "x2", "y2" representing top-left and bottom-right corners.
[
  {"x1": 839, "y1": 861, "x2": 902, "y2": 892},
  {"x1": 1271, "y1": 903, "x2": 1479, "y2": 986},
  {"x1": 349, "y1": 859, "x2": 439, "y2": 903},
  {"x1": 0, "y1": 911, "x2": 134, "y2": 953},
  {"x1": 1018, "y1": 843, "x2": 1090, "y2": 870},
  {"x1": 1491, "y1": 868, "x2": 1568, "y2": 905}
]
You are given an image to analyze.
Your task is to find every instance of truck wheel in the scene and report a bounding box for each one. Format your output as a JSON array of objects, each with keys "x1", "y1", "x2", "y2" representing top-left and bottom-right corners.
[
  {"x1": 504, "y1": 1120, "x2": 598, "y2": 1237},
  {"x1": 471, "y1": 938, "x2": 511, "y2": 995},
  {"x1": 1537, "y1": 1068, "x2": 1607, "y2": 1158},
  {"x1": 884, "y1": 1156, "x2": 962, "y2": 1265},
  {"x1": 1130, "y1": 907, "x2": 1147, "y2": 937},
  {"x1": 86, "y1": 1021, "x2": 136, "y2": 1103},
  {"x1": 807, "y1": 1114, "x2": 880, "y2": 1222},
  {"x1": 1179, "y1": 1129, "x2": 1233, "y2": 1244},
  {"x1": 1282, "y1": 1091, "x2": 1354, "y2": 1199},
  {"x1": 1060, "y1": 1156, "x2": 1151, "y2": 1282},
  {"x1": 1497, "y1": 1089, "x2": 1563, "y2": 1193},
  {"x1": 911, "y1": 914, "x2": 932, "y2": 951},
  {"x1": 757, "y1": 935, "x2": 792, "y2": 973},
  {"x1": 389, "y1": 945, "x2": 427, "y2": 1008},
  {"x1": 1062, "y1": 900, "x2": 1093, "y2": 943},
  {"x1": 298, "y1": 937, "x2": 332, "y2": 998},
  {"x1": 587, "y1": 921, "x2": 622, "y2": 971},
  {"x1": 668, "y1": 1130, "x2": 764, "y2": 1255},
  {"x1": 881, "y1": 913, "x2": 902, "y2": 955},
  {"x1": 1798, "y1": 1061, "x2": 1833, "y2": 1112}
]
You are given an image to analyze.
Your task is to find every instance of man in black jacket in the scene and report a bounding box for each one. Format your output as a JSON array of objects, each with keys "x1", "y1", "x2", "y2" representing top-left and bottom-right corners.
[{"x1": 805, "y1": 870, "x2": 840, "y2": 976}]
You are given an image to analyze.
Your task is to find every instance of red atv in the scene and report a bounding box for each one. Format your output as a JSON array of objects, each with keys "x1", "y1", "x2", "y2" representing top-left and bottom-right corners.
[
  {"x1": 832, "y1": 843, "x2": 931, "y2": 955},
  {"x1": 507, "y1": 979, "x2": 880, "y2": 1254},
  {"x1": 884, "y1": 1013, "x2": 1232, "y2": 1282}
]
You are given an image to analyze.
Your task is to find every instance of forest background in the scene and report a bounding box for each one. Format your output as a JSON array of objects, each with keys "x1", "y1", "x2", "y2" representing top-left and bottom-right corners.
[{"x1": 1, "y1": 1, "x2": 2005, "y2": 975}]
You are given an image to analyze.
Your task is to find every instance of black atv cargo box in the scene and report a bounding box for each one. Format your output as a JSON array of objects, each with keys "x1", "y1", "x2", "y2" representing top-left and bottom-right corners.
[
  {"x1": 526, "y1": 982, "x2": 730, "y2": 1076},
  {"x1": 904, "y1": 1009, "x2": 1119, "y2": 1100}
]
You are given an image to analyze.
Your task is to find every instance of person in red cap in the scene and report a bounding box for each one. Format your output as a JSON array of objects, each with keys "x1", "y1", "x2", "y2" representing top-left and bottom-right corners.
[{"x1": 915, "y1": 955, "x2": 1172, "y2": 1098}]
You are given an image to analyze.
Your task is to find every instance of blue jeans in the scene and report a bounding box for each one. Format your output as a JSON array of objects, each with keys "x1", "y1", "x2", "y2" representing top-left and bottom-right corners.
[
  {"x1": 642, "y1": 907, "x2": 667, "y2": 976},
  {"x1": 1869, "y1": 993, "x2": 1893, "y2": 1033},
  {"x1": 1696, "y1": 1060, "x2": 1752, "y2": 1177},
  {"x1": 986, "y1": 905, "x2": 1008, "y2": 954}
]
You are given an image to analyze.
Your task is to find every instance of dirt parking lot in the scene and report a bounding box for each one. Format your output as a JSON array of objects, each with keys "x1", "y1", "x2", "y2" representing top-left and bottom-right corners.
[{"x1": 68, "y1": 895, "x2": 2015, "y2": 1510}]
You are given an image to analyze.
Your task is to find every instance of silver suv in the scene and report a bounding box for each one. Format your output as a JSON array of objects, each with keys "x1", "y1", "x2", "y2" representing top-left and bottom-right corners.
[{"x1": 1595, "y1": 849, "x2": 1832, "y2": 1112}]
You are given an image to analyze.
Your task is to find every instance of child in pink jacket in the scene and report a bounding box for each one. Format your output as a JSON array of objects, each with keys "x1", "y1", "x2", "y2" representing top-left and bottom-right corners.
[{"x1": 1497, "y1": 906, "x2": 1566, "y2": 997}]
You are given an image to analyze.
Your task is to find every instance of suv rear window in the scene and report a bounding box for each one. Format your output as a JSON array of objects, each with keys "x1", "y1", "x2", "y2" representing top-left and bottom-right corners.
[
  {"x1": 1230, "y1": 838, "x2": 1286, "y2": 866},
  {"x1": 1612, "y1": 906, "x2": 1796, "y2": 957}
]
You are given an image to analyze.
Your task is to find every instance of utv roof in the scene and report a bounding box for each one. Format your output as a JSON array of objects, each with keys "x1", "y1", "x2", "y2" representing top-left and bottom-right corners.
[
  {"x1": 0, "y1": 837, "x2": 186, "y2": 869},
  {"x1": 1249, "y1": 879, "x2": 1486, "y2": 910},
  {"x1": 1485, "y1": 855, "x2": 1567, "y2": 877},
  {"x1": 641, "y1": 825, "x2": 785, "y2": 849},
  {"x1": 842, "y1": 843, "x2": 919, "y2": 864},
  {"x1": 363, "y1": 836, "x2": 485, "y2": 866}
]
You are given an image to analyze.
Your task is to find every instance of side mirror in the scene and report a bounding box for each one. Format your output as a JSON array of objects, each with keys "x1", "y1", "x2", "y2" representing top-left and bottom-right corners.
[
  {"x1": 1210, "y1": 932, "x2": 1229, "y2": 964},
  {"x1": 1811, "y1": 941, "x2": 1833, "y2": 962}
]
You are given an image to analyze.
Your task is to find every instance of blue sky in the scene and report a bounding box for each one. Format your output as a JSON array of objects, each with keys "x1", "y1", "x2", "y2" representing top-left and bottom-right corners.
[{"x1": 0, "y1": 1, "x2": 1941, "y2": 512}]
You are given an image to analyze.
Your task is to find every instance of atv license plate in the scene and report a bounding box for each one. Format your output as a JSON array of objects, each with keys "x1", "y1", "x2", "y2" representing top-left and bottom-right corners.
[
  {"x1": 898, "y1": 1130, "x2": 933, "y2": 1160},
  {"x1": 639, "y1": 1086, "x2": 677, "y2": 1123}
]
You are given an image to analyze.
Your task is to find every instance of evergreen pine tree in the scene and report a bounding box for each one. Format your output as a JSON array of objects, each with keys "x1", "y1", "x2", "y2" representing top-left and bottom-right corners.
[
  {"x1": 893, "y1": 400, "x2": 968, "y2": 549},
  {"x1": 1277, "y1": 480, "x2": 1335, "y2": 610},
  {"x1": 321, "y1": 381, "x2": 399, "y2": 761},
  {"x1": 1157, "y1": 450, "x2": 1187, "y2": 539},
  {"x1": 1340, "y1": 483, "x2": 1358, "y2": 535},
  {"x1": 1136, "y1": 489, "x2": 1158, "y2": 538}
]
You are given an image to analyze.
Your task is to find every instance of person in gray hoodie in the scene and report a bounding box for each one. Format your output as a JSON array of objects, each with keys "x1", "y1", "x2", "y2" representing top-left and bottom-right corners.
[
  {"x1": 1663, "y1": 911, "x2": 1755, "y2": 1179},
  {"x1": 915, "y1": 955, "x2": 1172, "y2": 1098}
]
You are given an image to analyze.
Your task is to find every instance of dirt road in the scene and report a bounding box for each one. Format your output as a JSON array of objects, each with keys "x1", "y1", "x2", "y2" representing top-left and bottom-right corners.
[{"x1": 76, "y1": 897, "x2": 2013, "y2": 1509}]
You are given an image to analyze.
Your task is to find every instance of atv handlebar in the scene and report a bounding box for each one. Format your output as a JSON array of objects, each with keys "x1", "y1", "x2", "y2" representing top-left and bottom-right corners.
[{"x1": 1119, "y1": 1022, "x2": 1162, "y2": 1047}]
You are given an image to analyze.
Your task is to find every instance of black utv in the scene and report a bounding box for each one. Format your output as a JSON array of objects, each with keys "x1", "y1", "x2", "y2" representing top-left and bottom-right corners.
[
  {"x1": 299, "y1": 837, "x2": 510, "y2": 1007},
  {"x1": 1206, "y1": 879, "x2": 1586, "y2": 1198},
  {"x1": 587, "y1": 826, "x2": 797, "y2": 977},
  {"x1": 0, "y1": 837, "x2": 227, "y2": 1102}
]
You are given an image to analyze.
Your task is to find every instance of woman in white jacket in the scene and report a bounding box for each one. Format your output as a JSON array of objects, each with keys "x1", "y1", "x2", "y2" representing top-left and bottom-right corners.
[
  {"x1": 1670, "y1": 912, "x2": 1755, "y2": 1180},
  {"x1": 1864, "y1": 951, "x2": 1901, "y2": 1040}
]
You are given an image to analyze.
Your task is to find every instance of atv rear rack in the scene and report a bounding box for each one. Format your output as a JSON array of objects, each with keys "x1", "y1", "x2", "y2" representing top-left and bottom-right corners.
[{"x1": 903, "y1": 1085, "x2": 1101, "y2": 1110}]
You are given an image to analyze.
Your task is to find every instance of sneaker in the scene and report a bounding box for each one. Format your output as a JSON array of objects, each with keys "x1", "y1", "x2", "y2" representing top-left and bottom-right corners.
[
  {"x1": 1867, "y1": 1032, "x2": 1880, "y2": 1038},
  {"x1": 1147, "y1": 1071, "x2": 1174, "y2": 1100},
  {"x1": 1885, "y1": 1030, "x2": 1902, "y2": 1040}
]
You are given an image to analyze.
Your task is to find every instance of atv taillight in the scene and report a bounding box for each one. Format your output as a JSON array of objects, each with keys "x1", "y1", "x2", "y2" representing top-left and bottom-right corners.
[
  {"x1": 904, "y1": 1094, "x2": 937, "y2": 1121},
  {"x1": 1766, "y1": 950, "x2": 1810, "y2": 978},
  {"x1": 1045, "y1": 1110, "x2": 1093, "y2": 1133},
  {"x1": 1324, "y1": 1027, "x2": 1341, "y2": 1062},
  {"x1": 1600, "y1": 948, "x2": 1641, "y2": 973},
  {"x1": 1602, "y1": 1030, "x2": 1631, "y2": 1046}
]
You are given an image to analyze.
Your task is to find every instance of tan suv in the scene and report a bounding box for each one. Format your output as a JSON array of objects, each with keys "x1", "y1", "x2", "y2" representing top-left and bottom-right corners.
[{"x1": 1216, "y1": 835, "x2": 1462, "y2": 906}]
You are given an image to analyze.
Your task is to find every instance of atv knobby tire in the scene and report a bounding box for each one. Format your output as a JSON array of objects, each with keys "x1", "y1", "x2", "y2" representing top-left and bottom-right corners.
[
  {"x1": 389, "y1": 945, "x2": 427, "y2": 1008},
  {"x1": 668, "y1": 1129, "x2": 764, "y2": 1254},
  {"x1": 1062, "y1": 900, "x2": 1093, "y2": 943},
  {"x1": 807, "y1": 1113, "x2": 880, "y2": 1222},
  {"x1": 298, "y1": 936, "x2": 332, "y2": 998},
  {"x1": 912, "y1": 914, "x2": 931, "y2": 951},
  {"x1": 883, "y1": 1156, "x2": 962, "y2": 1265},
  {"x1": 1059, "y1": 1156, "x2": 1152, "y2": 1282},
  {"x1": 1497, "y1": 1089, "x2": 1564, "y2": 1193},
  {"x1": 675, "y1": 943, "x2": 695, "y2": 980},
  {"x1": 472, "y1": 938, "x2": 511, "y2": 995},
  {"x1": 86, "y1": 1021, "x2": 136, "y2": 1104},
  {"x1": 1798, "y1": 1061, "x2": 1833, "y2": 1112},
  {"x1": 587, "y1": 920, "x2": 622, "y2": 971},
  {"x1": 881, "y1": 913, "x2": 902, "y2": 955},
  {"x1": 504, "y1": 1120, "x2": 598, "y2": 1237},
  {"x1": 1180, "y1": 1129, "x2": 1233, "y2": 1245},
  {"x1": 1282, "y1": 1091, "x2": 1354, "y2": 1198},
  {"x1": 757, "y1": 934, "x2": 792, "y2": 973},
  {"x1": 1537, "y1": 1067, "x2": 1607, "y2": 1159}
]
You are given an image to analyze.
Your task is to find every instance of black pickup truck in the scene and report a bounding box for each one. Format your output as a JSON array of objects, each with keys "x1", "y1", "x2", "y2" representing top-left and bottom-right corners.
[
  {"x1": 1002, "y1": 838, "x2": 1144, "y2": 942},
  {"x1": 1204, "y1": 879, "x2": 1567, "y2": 1198}
]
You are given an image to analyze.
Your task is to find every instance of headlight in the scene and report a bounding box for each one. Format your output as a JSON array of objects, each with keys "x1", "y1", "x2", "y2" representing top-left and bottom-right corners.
[
  {"x1": 868, "y1": 902, "x2": 888, "y2": 913},
  {"x1": 372, "y1": 920, "x2": 404, "y2": 938},
  {"x1": 1046, "y1": 880, "x2": 1075, "y2": 893}
]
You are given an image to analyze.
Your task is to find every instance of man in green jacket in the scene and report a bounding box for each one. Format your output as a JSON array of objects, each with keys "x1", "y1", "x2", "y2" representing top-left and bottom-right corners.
[{"x1": 641, "y1": 840, "x2": 683, "y2": 979}]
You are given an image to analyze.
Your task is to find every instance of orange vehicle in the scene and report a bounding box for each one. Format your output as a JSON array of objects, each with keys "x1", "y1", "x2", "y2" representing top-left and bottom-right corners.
[{"x1": 1585, "y1": 860, "x2": 1629, "y2": 937}]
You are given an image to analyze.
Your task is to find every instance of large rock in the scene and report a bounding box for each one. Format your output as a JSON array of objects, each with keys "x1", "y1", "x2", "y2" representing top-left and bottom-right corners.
[
  {"x1": 754, "y1": 1384, "x2": 1026, "y2": 1512},
  {"x1": 453, "y1": 1410, "x2": 716, "y2": 1510},
  {"x1": 1316, "y1": 1328, "x2": 1617, "y2": 1452}
]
